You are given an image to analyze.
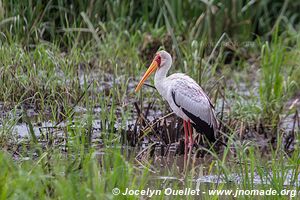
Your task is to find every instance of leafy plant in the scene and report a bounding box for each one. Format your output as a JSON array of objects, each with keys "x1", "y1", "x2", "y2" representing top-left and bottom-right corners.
[{"x1": 259, "y1": 28, "x2": 285, "y2": 126}]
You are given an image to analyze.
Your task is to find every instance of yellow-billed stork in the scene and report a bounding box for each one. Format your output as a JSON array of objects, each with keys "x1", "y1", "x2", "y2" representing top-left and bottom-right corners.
[{"x1": 135, "y1": 50, "x2": 218, "y2": 155}]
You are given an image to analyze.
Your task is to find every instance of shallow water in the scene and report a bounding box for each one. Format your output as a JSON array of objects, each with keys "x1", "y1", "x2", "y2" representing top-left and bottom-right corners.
[
  {"x1": 0, "y1": 88, "x2": 299, "y2": 188},
  {"x1": 194, "y1": 170, "x2": 300, "y2": 186}
]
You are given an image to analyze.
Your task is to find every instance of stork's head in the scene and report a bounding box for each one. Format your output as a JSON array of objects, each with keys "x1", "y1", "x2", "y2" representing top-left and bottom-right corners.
[{"x1": 135, "y1": 50, "x2": 172, "y2": 92}]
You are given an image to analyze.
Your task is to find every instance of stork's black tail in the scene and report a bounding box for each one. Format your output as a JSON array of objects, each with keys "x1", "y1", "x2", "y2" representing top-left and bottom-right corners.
[
  {"x1": 182, "y1": 107, "x2": 216, "y2": 143},
  {"x1": 181, "y1": 107, "x2": 228, "y2": 148},
  {"x1": 192, "y1": 121, "x2": 216, "y2": 143}
]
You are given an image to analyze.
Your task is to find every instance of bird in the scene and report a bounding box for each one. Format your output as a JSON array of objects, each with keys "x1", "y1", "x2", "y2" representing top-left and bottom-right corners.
[{"x1": 135, "y1": 50, "x2": 218, "y2": 157}]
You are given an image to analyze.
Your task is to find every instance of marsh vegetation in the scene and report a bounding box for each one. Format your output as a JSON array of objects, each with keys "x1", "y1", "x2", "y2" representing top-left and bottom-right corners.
[{"x1": 0, "y1": 0, "x2": 300, "y2": 199}]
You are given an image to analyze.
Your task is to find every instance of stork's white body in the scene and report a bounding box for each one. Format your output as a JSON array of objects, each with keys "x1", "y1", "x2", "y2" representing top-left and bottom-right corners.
[
  {"x1": 153, "y1": 51, "x2": 218, "y2": 141},
  {"x1": 135, "y1": 50, "x2": 218, "y2": 145},
  {"x1": 155, "y1": 73, "x2": 215, "y2": 123},
  {"x1": 155, "y1": 73, "x2": 191, "y2": 121}
]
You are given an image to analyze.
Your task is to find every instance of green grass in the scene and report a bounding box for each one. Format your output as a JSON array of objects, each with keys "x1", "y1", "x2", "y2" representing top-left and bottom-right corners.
[
  {"x1": 0, "y1": 0, "x2": 300, "y2": 199},
  {"x1": 259, "y1": 28, "x2": 285, "y2": 126},
  {"x1": 0, "y1": 130, "x2": 299, "y2": 199},
  {"x1": 0, "y1": 36, "x2": 299, "y2": 199},
  {"x1": 1, "y1": 0, "x2": 300, "y2": 47}
]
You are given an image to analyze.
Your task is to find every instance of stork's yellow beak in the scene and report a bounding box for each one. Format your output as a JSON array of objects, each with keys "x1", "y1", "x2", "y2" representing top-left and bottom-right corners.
[{"x1": 135, "y1": 58, "x2": 159, "y2": 92}]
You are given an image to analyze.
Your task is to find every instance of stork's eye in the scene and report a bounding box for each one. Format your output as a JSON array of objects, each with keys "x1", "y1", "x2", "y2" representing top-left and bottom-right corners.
[{"x1": 155, "y1": 55, "x2": 162, "y2": 67}]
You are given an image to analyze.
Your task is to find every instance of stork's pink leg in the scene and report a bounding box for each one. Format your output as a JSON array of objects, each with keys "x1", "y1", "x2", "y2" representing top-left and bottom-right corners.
[
  {"x1": 183, "y1": 120, "x2": 188, "y2": 160},
  {"x1": 187, "y1": 120, "x2": 194, "y2": 149}
]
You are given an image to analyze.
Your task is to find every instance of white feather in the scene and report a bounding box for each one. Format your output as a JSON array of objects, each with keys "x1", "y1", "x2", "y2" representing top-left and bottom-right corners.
[
  {"x1": 167, "y1": 73, "x2": 217, "y2": 130},
  {"x1": 153, "y1": 51, "x2": 218, "y2": 135}
]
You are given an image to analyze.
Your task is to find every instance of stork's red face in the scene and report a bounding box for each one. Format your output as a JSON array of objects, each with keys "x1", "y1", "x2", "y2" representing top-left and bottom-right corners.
[{"x1": 135, "y1": 53, "x2": 161, "y2": 92}]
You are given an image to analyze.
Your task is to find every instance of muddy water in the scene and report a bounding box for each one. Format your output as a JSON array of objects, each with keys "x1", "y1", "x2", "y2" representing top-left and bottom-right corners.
[
  {"x1": 1, "y1": 120, "x2": 300, "y2": 187},
  {"x1": 0, "y1": 87, "x2": 299, "y2": 187},
  {"x1": 194, "y1": 170, "x2": 300, "y2": 186}
]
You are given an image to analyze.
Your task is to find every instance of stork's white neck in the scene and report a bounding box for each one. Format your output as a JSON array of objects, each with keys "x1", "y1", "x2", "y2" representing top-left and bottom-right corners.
[{"x1": 154, "y1": 59, "x2": 172, "y2": 97}]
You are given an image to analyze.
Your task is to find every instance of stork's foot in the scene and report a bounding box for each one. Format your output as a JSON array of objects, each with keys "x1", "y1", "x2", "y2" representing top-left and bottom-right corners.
[
  {"x1": 184, "y1": 143, "x2": 193, "y2": 151},
  {"x1": 188, "y1": 138, "x2": 194, "y2": 149}
]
